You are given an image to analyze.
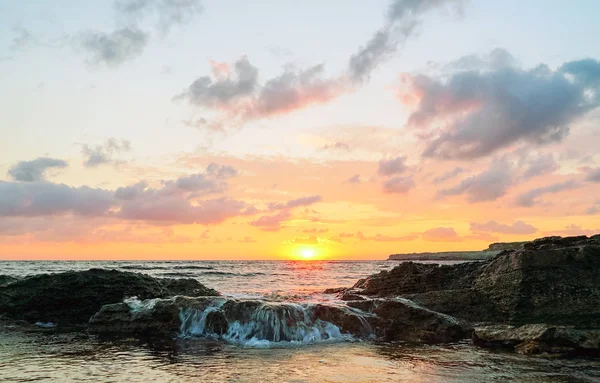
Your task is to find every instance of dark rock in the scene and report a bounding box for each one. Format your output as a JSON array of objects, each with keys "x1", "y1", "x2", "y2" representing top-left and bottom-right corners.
[
  {"x1": 0, "y1": 276, "x2": 17, "y2": 287},
  {"x1": 353, "y1": 235, "x2": 600, "y2": 328},
  {"x1": 323, "y1": 287, "x2": 347, "y2": 294},
  {"x1": 522, "y1": 235, "x2": 589, "y2": 250},
  {"x1": 205, "y1": 310, "x2": 228, "y2": 335},
  {"x1": 312, "y1": 304, "x2": 379, "y2": 337},
  {"x1": 353, "y1": 261, "x2": 483, "y2": 296},
  {"x1": 473, "y1": 324, "x2": 600, "y2": 356},
  {"x1": 89, "y1": 298, "x2": 181, "y2": 337},
  {"x1": 486, "y1": 242, "x2": 527, "y2": 251},
  {"x1": 160, "y1": 278, "x2": 219, "y2": 297},
  {"x1": 0, "y1": 269, "x2": 218, "y2": 326},
  {"x1": 339, "y1": 290, "x2": 366, "y2": 301},
  {"x1": 404, "y1": 289, "x2": 500, "y2": 323},
  {"x1": 346, "y1": 300, "x2": 377, "y2": 313},
  {"x1": 88, "y1": 295, "x2": 469, "y2": 344},
  {"x1": 474, "y1": 235, "x2": 600, "y2": 326},
  {"x1": 369, "y1": 298, "x2": 472, "y2": 343}
]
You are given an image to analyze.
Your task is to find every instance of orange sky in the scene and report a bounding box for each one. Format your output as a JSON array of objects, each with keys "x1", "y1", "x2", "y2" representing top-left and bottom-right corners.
[{"x1": 1, "y1": 1, "x2": 600, "y2": 260}]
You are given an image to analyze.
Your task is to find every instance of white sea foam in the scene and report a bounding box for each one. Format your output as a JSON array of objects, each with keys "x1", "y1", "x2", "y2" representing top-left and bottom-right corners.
[
  {"x1": 124, "y1": 296, "x2": 159, "y2": 313},
  {"x1": 178, "y1": 300, "x2": 358, "y2": 347}
]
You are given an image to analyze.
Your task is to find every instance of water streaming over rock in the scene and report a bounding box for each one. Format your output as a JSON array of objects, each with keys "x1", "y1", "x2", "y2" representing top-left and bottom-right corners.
[{"x1": 178, "y1": 299, "x2": 364, "y2": 346}]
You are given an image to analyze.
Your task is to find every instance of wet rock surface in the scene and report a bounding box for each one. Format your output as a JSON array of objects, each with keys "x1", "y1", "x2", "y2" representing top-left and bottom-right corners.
[
  {"x1": 0, "y1": 275, "x2": 17, "y2": 287},
  {"x1": 348, "y1": 235, "x2": 600, "y2": 324},
  {"x1": 90, "y1": 296, "x2": 377, "y2": 341},
  {"x1": 343, "y1": 235, "x2": 600, "y2": 354},
  {"x1": 475, "y1": 235, "x2": 600, "y2": 326},
  {"x1": 0, "y1": 269, "x2": 218, "y2": 326},
  {"x1": 352, "y1": 261, "x2": 483, "y2": 296},
  {"x1": 473, "y1": 324, "x2": 600, "y2": 356},
  {"x1": 89, "y1": 295, "x2": 470, "y2": 344},
  {"x1": 366, "y1": 298, "x2": 471, "y2": 343}
]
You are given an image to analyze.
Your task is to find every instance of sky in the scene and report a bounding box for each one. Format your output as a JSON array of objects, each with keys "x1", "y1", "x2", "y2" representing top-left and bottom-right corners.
[{"x1": 1, "y1": 0, "x2": 600, "y2": 260}]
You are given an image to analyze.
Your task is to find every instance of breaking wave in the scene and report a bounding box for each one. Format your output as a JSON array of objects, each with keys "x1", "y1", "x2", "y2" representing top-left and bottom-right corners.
[
  {"x1": 119, "y1": 265, "x2": 167, "y2": 271},
  {"x1": 172, "y1": 265, "x2": 215, "y2": 270}
]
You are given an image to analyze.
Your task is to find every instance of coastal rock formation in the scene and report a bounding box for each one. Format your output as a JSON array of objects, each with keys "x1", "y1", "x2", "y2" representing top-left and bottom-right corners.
[
  {"x1": 89, "y1": 296, "x2": 469, "y2": 344},
  {"x1": 0, "y1": 276, "x2": 17, "y2": 287},
  {"x1": 351, "y1": 235, "x2": 600, "y2": 326},
  {"x1": 90, "y1": 296, "x2": 376, "y2": 341},
  {"x1": 473, "y1": 324, "x2": 600, "y2": 356},
  {"x1": 475, "y1": 235, "x2": 600, "y2": 326},
  {"x1": 344, "y1": 234, "x2": 600, "y2": 354},
  {"x1": 387, "y1": 250, "x2": 499, "y2": 261},
  {"x1": 486, "y1": 241, "x2": 527, "y2": 251},
  {"x1": 0, "y1": 269, "x2": 218, "y2": 326},
  {"x1": 352, "y1": 261, "x2": 483, "y2": 296},
  {"x1": 348, "y1": 298, "x2": 472, "y2": 343}
]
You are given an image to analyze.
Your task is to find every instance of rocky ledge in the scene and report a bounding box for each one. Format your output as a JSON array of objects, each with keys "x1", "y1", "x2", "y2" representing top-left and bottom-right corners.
[
  {"x1": 0, "y1": 268, "x2": 218, "y2": 326},
  {"x1": 88, "y1": 296, "x2": 471, "y2": 344},
  {"x1": 330, "y1": 235, "x2": 600, "y2": 355}
]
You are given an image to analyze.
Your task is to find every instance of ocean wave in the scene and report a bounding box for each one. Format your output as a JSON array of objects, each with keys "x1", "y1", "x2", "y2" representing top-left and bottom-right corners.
[
  {"x1": 119, "y1": 265, "x2": 167, "y2": 271},
  {"x1": 172, "y1": 265, "x2": 215, "y2": 270},
  {"x1": 200, "y1": 271, "x2": 266, "y2": 277},
  {"x1": 157, "y1": 272, "x2": 199, "y2": 278}
]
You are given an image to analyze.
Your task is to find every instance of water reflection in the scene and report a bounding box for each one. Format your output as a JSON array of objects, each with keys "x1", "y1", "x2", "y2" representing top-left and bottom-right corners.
[{"x1": 2, "y1": 330, "x2": 600, "y2": 383}]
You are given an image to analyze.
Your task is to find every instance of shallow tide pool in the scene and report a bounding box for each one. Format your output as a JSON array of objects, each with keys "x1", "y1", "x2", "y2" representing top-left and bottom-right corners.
[{"x1": 1, "y1": 330, "x2": 599, "y2": 383}]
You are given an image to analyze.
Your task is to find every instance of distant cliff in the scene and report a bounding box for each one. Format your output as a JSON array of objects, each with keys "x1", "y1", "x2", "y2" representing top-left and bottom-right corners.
[
  {"x1": 388, "y1": 250, "x2": 500, "y2": 261},
  {"x1": 485, "y1": 242, "x2": 527, "y2": 251},
  {"x1": 387, "y1": 240, "x2": 532, "y2": 261}
]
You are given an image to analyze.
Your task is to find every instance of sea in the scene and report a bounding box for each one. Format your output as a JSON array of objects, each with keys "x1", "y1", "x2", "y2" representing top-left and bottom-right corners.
[{"x1": 1, "y1": 260, "x2": 599, "y2": 383}]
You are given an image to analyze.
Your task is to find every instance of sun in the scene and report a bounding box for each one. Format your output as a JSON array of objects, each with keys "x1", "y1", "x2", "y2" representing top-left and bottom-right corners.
[{"x1": 300, "y1": 248, "x2": 316, "y2": 259}]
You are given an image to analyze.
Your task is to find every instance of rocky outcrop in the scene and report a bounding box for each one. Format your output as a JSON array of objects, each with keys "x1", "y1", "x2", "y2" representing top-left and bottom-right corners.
[
  {"x1": 486, "y1": 241, "x2": 527, "y2": 251},
  {"x1": 0, "y1": 269, "x2": 218, "y2": 326},
  {"x1": 475, "y1": 235, "x2": 600, "y2": 326},
  {"x1": 344, "y1": 235, "x2": 600, "y2": 354},
  {"x1": 403, "y1": 289, "x2": 500, "y2": 323},
  {"x1": 350, "y1": 235, "x2": 600, "y2": 327},
  {"x1": 387, "y1": 250, "x2": 499, "y2": 261},
  {"x1": 473, "y1": 324, "x2": 600, "y2": 356},
  {"x1": 89, "y1": 296, "x2": 470, "y2": 344},
  {"x1": 0, "y1": 276, "x2": 17, "y2": 287},
  {"x1": 90, "y1": 296, "x2": 378, "y2": 341},
  {"x1": 89, "y1": 296, "x2": 217, "y2": 337},
  {"x1": 353, "y1": 298, "x2": 472, "y2": 343},
  {"x1": 352, "y1": 261, "x2": 483, "y2": 296}
]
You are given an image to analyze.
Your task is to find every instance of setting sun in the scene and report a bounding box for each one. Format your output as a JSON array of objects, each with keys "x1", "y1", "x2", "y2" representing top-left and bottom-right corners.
[{"x1": 300, "y1": 248, "x2": 316, "y2": 259}]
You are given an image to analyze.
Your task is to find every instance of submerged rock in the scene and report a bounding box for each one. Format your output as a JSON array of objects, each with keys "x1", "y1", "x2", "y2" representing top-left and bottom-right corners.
[
  {"x1": 473, "y1": 324, "x2": 600, "y2": 356},
  {"x1": 0, "y1": 269, "x2": 218, "y2": 326}
]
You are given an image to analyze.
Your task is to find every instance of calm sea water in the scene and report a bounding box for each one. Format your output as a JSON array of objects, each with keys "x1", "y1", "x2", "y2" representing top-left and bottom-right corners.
[
  {"x1": 0, "y1": 260, "x2": 409, "y2": 302},
  {"x1": 1, "y1": 260, "x2": 599, "y2": 382}
]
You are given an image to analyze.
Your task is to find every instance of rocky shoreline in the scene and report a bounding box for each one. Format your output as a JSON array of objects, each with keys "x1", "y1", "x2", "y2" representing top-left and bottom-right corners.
[
  {"x1": 1, "y1": 235, "x2": 599, "y2": 356},
  {"x1": 387, "y1": 241, "x2": 526, "y2": 261}
]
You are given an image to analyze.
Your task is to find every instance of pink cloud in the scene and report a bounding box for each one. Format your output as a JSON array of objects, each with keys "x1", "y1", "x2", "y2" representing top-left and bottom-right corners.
[
  {"x1": 422, "y1": 227, "x2": 462, "y2": 242},
  {"x1": 250, "y1": 210, "x2": 291, "y2": 232}
]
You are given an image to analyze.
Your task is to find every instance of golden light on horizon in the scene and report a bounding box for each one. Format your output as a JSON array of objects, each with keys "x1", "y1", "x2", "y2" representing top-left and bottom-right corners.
[
  {"x1": 300, "y1": 248, "x2": 316, "y2": 259},
  {"x1": 288, "y1": 245, "x2": 325, "y2": 260}
]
